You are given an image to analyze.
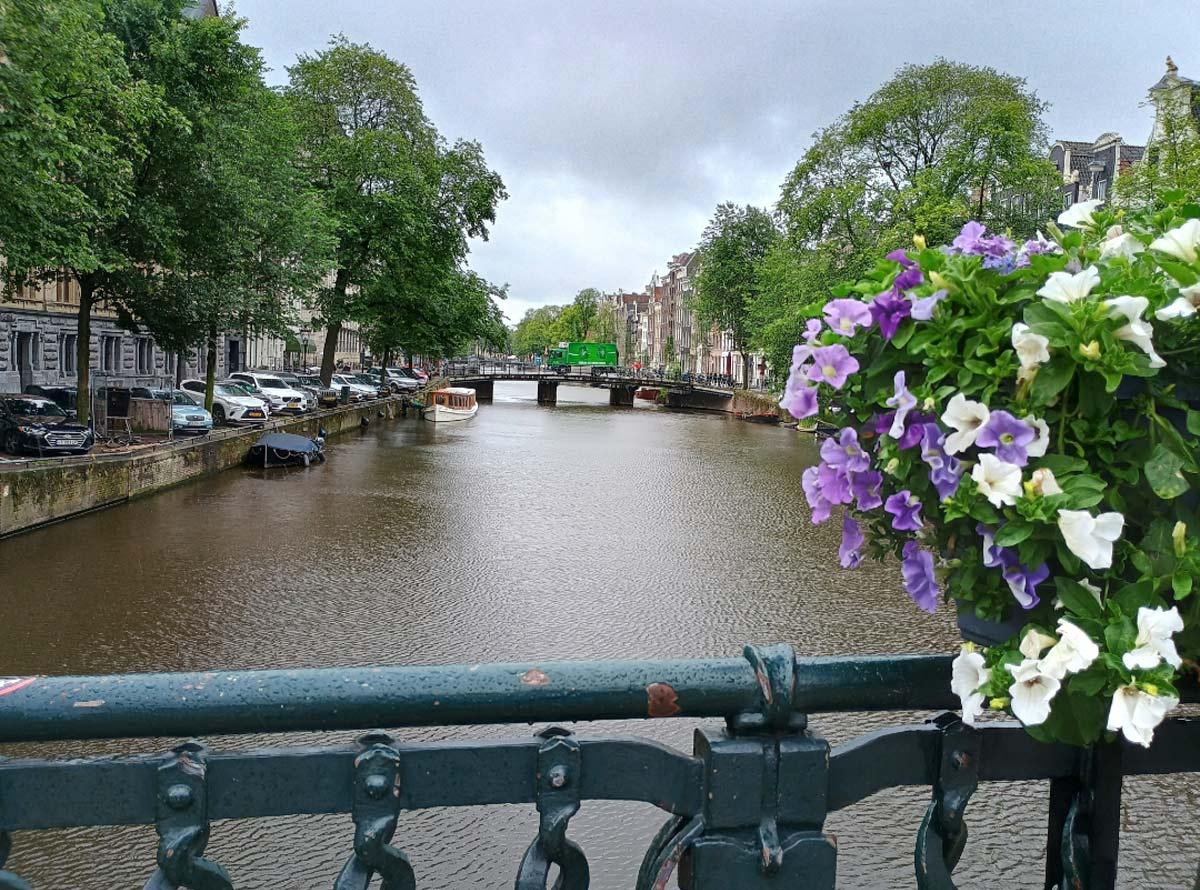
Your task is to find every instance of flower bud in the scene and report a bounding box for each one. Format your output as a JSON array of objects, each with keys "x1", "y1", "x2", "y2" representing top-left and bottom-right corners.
[
  {"x1": 1079, "y1": 340, "x2": 1101, "y2": 360},
  {"x1": 1143, "y1": 683, "x2": 1159, "y2": 697},
  {"x1": 1105, "y1": 224, "x2": 1124, "y2": 239},
  {"x1": 913, "y1": 234, "x2": 927, "y2": 251},
  {"x1": 1174, "y1": 521, "x2": 1187, "y2": 557},
  {"x1": 989, "y1": 697, "x2": 1010, "y2": 710},
  {"x1": 929, "y1": 271, "x2": 952, "y2": 292},
  {"x1": 1028, "y1": 467, "x2": 1063, "y2": 497},
  {"x1": 884, "y1": 457, "x2": 900, "y2": 475},
  {"x1": 922, "y1": 396, "x2": 936, "y2": 411}
]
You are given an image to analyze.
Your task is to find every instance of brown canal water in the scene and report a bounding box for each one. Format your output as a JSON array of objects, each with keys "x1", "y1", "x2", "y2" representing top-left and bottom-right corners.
[{"x1": 0, "y1": 382, "x2": 1196, "y2": 888}]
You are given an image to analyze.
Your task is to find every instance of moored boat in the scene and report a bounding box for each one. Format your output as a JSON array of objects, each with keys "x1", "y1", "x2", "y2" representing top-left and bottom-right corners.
[{"x1": 423, "y1": 387, "x2": 478, "y2": 422}]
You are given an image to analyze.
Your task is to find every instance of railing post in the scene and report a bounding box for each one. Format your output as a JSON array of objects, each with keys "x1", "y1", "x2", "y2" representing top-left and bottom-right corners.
[
  {"x1": 1059, "y1": 741, "x2": 1124, "y2": 890},
  {"x1": 333, "y1": 732, "x2": 415, "y2": 890},
  {"x1": 679, "y1": 645, "x2": 836, "y2": 889},
  {"x1": 515, "y1": 726, "x2": 589, "y2": 890},
  {"x1": 143, "y1": 741, "x2": 231, "y2": 890}
]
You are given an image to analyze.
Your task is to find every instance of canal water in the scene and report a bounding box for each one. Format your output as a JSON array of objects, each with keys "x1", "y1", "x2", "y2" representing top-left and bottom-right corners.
[{"x1": 0, "y1": 382, "x2": 1195, "y2": 888}]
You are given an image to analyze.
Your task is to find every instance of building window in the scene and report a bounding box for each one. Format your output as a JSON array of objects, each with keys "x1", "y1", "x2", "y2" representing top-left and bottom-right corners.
[
  {"x1": 136, "y1": 338, "x2": 153, "y2": 374},
  {"x1": 1063, "y1": 191, "x2": 1073, "y2": 210},
  {"x1": 60, "y1": 335, "x2": 77, "y2": 377},
  {"x1": 55, "y1": 272, "x2": 71, "y2": 304},
  {"x1": 1095, "y1": 179, "x2": 1108, "y2": 200},
  {"x1": 101, "y1": 335, "x2": 122, "y2": 373},
  {"x1": 164, "y1": 352, "x2": 176, "y2": 378}
]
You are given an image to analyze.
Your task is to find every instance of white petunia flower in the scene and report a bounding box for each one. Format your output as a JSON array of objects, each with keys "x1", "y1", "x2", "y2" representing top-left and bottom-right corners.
[
  {"x1": 1028, "y1": 467, "x2": 1063, "y2": 496},
  {"x1": 1024, "y1": 415, "x2": 1050, "y2": 458},
  {"x1": 1105, "y1": 296, "x2": 1166, "y2": 368},
  {"x1": 1149, "y1": 218, "x2": 1200, "y2": 264},
  {"x1": 941, "y1": 393, "x2": 990, "y2": 455},
  {"x1": 1058, "y1": 199, "x2": 1103, "y2": 230},
  {"x1": 1123, "y1": 606, "x2": 1184, "y2": 670},
  {"x1": 1037, "y1": 266, "x2": 1101, "y2": 303},
  {"x1": 951, "y1": 647, "x2": 990, "y2": 726},
  {"x1": 1006, "y1": 659, "x2": 1061, "y2": 726},
  {"x1": 1057, "y1": 509, "x2": 1124, "y2": 570},
  {"x1": 1107, "y1": 684, "x2": 1178, "y2": 747},
  {"x1": 1039, "y1": 619, "x2": 1099, "y2": 680},
  {"x1": 1098, "y1": 225, "x2": 1144, "y2": 262},
  {"x1": 971, "y1": 454, "x2": 1023, "y2": 507},
  {"x1": 1019, "y1": 628, "x2": 1058, "y2": 660},
  {"x1": 1155, "y1": 282, "x2": 1200, "y2": 320},
  {"x1": 1012, "y1": 323, "x2": 1051, "y2": 382}
]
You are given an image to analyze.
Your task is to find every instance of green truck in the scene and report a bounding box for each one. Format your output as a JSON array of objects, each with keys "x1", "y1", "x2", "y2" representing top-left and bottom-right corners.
[{"x1": 546, "y1": 341, "x2": 619, "y2": 372}]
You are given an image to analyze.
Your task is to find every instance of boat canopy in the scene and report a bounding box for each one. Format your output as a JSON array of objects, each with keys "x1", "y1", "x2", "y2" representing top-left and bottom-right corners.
[{"x1": 253, "y1": 432, "x2": 322, "y2": 454}]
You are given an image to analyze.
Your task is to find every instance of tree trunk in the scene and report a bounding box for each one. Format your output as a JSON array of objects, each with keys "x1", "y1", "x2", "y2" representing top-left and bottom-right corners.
[
  {"x1": 204, "y1": 329, "x2": 217, "y2": 412},
  {"x1": 740, "y1": 350, "x2": 752, "y2": 390},
  {"x1": 175, "y1": 352, "x2": 184, "y2": 387},
  {"x1": 74, "y1": 277, "x2": 95, "y2": 425},
  {"x1": 320, "y1": 320, "x2": 340, "y2": 386}
]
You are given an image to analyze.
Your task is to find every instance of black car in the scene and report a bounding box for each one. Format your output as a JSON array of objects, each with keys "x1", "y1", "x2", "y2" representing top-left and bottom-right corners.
[
  {"x1": 0, "y1": 394, "x2": 95, "y2": 456},
  {"x1": 23, "y1": 384, "x2": 79, "y2": 418}
]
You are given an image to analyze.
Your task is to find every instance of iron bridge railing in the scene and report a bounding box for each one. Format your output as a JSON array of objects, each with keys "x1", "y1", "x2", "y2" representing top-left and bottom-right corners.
[{"x1": 0, "y1": 645, "x2": 1197, "y2": 889}]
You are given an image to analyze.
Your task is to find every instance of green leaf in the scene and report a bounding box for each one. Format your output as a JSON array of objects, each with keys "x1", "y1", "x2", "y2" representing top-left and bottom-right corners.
[
  {"x1": 1023, "y1": 302, "x2": 1071, "y2": 344},
  {"x1": 1055, "y1": 578, "x2": 1103, "y2": 619},
  {"x1": 1173, "y1": 571, "x2": 1194, "y2": 600},
  {"x1": 1030, "y1": 690, "x2": 1106, "y2": 747},
  {"x1": 1113, "y1": 580, "x2": 1158, "y2": 616},
  {"x1": 1145, "y1": 443, "x2": 1190, "y2": 500},
  {"x1": 1068, "y1": 665, "x2": 1108, "y2": 697},
  {"x1": 1031, "y1": 353, "x2": 1075, "y2": 404},
  {"x1": 1156, "y1": 258, "x2": 1200, "y2": 287},
  {"x1": 995, "y1": 522, "x2": 1035, "y2": 547},
  {"x1": 1037, "y1": 455, "x2": 1090, "y2": 475},
  {"x1": 1188, "y1": 410, "x2": 1200, "y2": 437}
]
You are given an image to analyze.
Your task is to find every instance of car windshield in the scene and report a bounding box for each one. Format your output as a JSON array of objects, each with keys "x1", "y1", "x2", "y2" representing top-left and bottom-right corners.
[
  {"x1": 214, "y1": 385, "x2": 246, "y2": 397},
  {"x1": 298, "y1": 376, "x2": 322, "y2": 386},
  {"x1": 171, "y1": 392, "x2": 194, "y2": 406},
  {"x1": 4, "y1": 398, "x2": 66, "y2": 417},
  {"x1": 258, "y1": 377, "x2": 288, "y2": 389}
]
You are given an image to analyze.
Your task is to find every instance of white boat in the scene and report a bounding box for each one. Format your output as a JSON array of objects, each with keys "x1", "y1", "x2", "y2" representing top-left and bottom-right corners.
[{"x1": 423, "y1": 387, "x2": 478, "y2": 422}]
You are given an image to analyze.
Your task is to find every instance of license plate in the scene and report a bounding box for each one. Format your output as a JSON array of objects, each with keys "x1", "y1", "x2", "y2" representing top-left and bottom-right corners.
[{"x1": 247, "y1": 411, "x2": 264, "y2": 418}]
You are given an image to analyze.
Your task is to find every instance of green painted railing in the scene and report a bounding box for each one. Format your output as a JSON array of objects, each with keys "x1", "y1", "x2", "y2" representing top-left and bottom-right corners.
[{"x1": 0, "y1": 645, "x2": 1196, "y2": 889}]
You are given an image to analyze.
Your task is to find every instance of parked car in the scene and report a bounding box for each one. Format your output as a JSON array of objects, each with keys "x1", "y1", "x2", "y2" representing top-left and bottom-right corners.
[
  {"x1": 383, "y1": 368, "x2": 421, "y2": 391},
  {"x1": 330, "y1": 373, "x2": 374, "y2": 402},
  {"x1": 169, "y1": 391, "x2": 213, "y2": 436},
  {"x1": 350, "y1": 374, "x2": 383, "y2": 398},
  {"x1": 272, "y1": 372, "x2": 320, "y2": 412},
  {"x1": 229, "y1": 372, "x2": 308, "y2": 414},
  {"x1": 293, "y1": 374, "x2": 340, "y2": 409},
  {"x1": 0, "y1": 394, "x2": 95, "y2": 456},
  {"x1": 179, "y1": 379, "x2": 268, "y2": 425},
  {"x1": 128, "y1": 386, "x2": 172, "y2": 401},
  {"x1": 23, "y1": 385, "x2": 78, "y2": 418}
]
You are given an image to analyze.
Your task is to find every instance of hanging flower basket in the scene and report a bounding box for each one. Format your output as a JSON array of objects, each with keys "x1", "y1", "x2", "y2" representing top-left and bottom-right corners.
[{"x1": 786, "y1": 196, "x2": 1200, "y2": 749}]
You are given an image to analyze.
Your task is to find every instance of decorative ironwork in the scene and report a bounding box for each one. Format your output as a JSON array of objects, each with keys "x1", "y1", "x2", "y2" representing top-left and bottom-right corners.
[{"x1": 0, "y1": 647, "x2": 1195, "y2": 888}]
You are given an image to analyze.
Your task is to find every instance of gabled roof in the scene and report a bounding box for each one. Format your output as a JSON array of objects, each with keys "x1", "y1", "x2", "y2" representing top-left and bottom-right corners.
[{"x1": 182, "y1": 0, "x2": 218, "y2": 19}]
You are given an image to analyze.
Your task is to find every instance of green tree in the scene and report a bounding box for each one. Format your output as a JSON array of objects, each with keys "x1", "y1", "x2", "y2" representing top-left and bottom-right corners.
[
  {"x1": 593, "y1": 299, "x2": 618, "y2": 344},
  {"x1": 758, "y1": 59, "x2": 1058, "y2": 383},
  {"x1": 511, "y1": 305, "x2": 564, "y2": 358},
  {"x1": 559, "y1": 288, "x2": 599, "y2": 341},
  {"x1": 286, "y1": 36, "x2": 505, "y2": 385},
  {"x1": 692, "y1": 203, "x2": 779, "y2": 388},
  {"x1": 1117, "y1": 94, "x2": 1200, "y2": 206}
]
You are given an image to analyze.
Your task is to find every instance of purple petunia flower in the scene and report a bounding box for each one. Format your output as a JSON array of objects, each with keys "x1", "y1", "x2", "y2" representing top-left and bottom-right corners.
[
  {"x1": 894, "y1": 264, "x2": 924, "y2": 292},
  {"x1": 884, "y1": 490, "x2": 924, "y2": 532},
  {"x1": 919, "y1": 423, "x2": 962, "y2": 500},
  {"x1": 885, "y1": 371, "x2": 917, "y2": 439},
  {"x1": 823, "y1": 299, "x2": 873, "y2": 336},
  {"x1": 869, "y1": 289, "x2": 912, "y2": 341},
  {"x1": 1003, "y1": 560, "x2": 1050, "y2": 609},
  {"x1": 976, "y1": 524, "x2": 1049, "y2": 609},
  {"x1": 877, "y1": 410, "x2": 937, "y2": 450},
  {"x1": 821, "y1": 427, "x2": 871, "y2": 474},
  {"x1": 817, "y1": 462, "x2": 853, "y2": 505},
  {"x1": 779, "y1": 382, "x2": 818, "y2": 419},
  {"x1": 886, "y1": 248, "x2": 915, "y2": 268},
  {"x1": 802, "y1": 466, "x2": 832, "y2": 525},
  {"x1": 909, "y1": 289, "x2": 946, "y2": 321},
  {"x1": 803, "y1": 318, "x2": 823, "y2": 342},
  {"x1": 982, "y1": 253, "x2": 1017, "y2": 275},
  {"x1": 850, "y1": 469, "x2": 883, "y2": 511},
  {"x1": 901, "y1": 540, "x2": 940, "y2": 613},
  {"x1": 952, "y1": 221, "x2": 989, "y2": 254},
  {"x1": 976, "y1": 410, "x2": 1036, "y2": 466},
  {"x1": 805, "y1": 344, "x2": 860, "y2": 389},
  {"x1": 840, "y1": 513, "x2": 864, "y2": 568}
]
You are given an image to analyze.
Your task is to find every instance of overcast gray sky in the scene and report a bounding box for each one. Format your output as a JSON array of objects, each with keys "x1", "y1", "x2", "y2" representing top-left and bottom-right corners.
[{"x1": 233, "y1": 0, "x2": 1194, "y2": 324}]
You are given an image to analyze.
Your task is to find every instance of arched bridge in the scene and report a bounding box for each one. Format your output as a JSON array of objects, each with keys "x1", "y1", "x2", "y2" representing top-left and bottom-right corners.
[{"x1": 443, "y1": 360, "x2": 735, "y2": 408}]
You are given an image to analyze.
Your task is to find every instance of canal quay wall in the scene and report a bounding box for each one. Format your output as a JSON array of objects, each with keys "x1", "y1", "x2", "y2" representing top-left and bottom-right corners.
[{"x1": 0, "y1": 397, "x2": 410, "y2": 539}]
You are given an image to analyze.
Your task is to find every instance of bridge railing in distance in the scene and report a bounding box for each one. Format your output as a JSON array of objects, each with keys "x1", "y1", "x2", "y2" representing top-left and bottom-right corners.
[{"x1": 1, "y1": 645, "x2": 1195, "y2": 888}]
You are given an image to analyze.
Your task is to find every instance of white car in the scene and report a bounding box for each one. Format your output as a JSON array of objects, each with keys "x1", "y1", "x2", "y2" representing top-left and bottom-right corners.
[
  {"x1": 180, "y1": 379, "x2": 269, "y2": 425},
  {"x1": 230, "y1": 372, "x2": 309, "y2": 414},
  {"x1": 331, "y1": 374, "x2": 376, "y2": 402}
]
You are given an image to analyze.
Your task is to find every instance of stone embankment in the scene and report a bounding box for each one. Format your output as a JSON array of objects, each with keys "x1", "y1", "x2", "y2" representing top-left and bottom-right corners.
[{"x1": 0, "y1": 396, "x2": 412, "y2": 539}]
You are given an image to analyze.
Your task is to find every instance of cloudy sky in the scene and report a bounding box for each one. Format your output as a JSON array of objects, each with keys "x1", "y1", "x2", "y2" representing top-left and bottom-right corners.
[{"x1": 234, "y1": 0, "x2": 1192, "y2": 323}]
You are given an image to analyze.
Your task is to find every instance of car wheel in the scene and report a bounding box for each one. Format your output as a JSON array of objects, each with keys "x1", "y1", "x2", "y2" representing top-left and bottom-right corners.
[
  {"x1": 2, "y1": 429, "x2": 21, "y2": 456},
  {"x1": 212, "y1": 404, "x2": 226, "y2": 425}
]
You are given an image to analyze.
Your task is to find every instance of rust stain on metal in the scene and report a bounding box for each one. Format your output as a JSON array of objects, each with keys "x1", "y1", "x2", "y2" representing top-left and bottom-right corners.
[
  {"x1": 754, "y1": 666, "x2": 773, "y2": 703},
  {"x1": 520, "y1": 668, "x2": 551, "y2": 686},
  {"x1": 72, "y1": 699, "x2": 105, "y2": 708},
  {"x1": 646, "y1": 682, "x2": 680, "y2": 717}
]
